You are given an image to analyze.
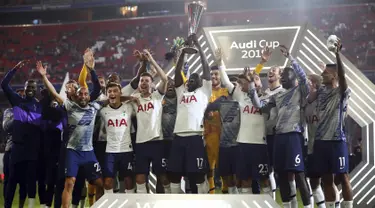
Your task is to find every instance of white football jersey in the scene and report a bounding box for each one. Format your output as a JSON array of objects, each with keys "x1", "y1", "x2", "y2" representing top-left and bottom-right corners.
[
  {"x1": 100, "y1": 103, "x2": 134, "y2": 153},
  {"x1": 133, "y1": 90, "x2": 164, "y2": 143},
  {"x1": 232, "y1": 87, "x2": 265, "y2": 144},
  {"x1": 305, "y1": 100, "x2": 319, "y2": 154},
  {"x1": 174, "y1": 80, "x2": 212, "y2": 136}
]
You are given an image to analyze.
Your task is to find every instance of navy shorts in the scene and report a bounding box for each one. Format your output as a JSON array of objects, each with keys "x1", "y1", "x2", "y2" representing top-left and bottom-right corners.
[
  {"x1": 93, "y1": 141, "x2": 107, "y2": 168},
  {"x1": 103, "y1": 152, "x2": 133, "y2": 178},
  {"x1": 236, "y1": 143, "x2": 269, "y2": 180},
  {"x1": 273, "y1": 132, "x2": 305, "y2": 172},
  {"x1": 135, "y1": 140, "x2": 167, "y2": 175},
  {"x1": 266, "y1": 135, "x2": 275, "y2": 166},
  {"x1": 218, "y1": 146, "x2": 237, "y2": 177},
  {"x1": 65, "y1": 149, "x2": 102, "y2": 182},
  {"x1": 168, "y1": 135, "x2": 208, "y2": 174},
  {"x1": 312, "y1": 140, "x2": 349, "y2": 175},
  {"x1": 306, "y1": 154, "x2": 319, "y2": 178}
]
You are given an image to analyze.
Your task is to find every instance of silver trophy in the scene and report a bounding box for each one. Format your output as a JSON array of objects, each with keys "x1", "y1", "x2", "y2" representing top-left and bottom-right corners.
[{"x1": 183, "y1": 1, "x2": 205, "y2": 54}]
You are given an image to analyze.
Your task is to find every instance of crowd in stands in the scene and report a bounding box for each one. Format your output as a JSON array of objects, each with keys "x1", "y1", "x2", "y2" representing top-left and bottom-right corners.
[{"x1": 0, "y1": 4, "x2": 374, "y2": 84}]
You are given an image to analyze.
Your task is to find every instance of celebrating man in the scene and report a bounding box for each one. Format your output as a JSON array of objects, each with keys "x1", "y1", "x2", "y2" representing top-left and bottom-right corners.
[{"x1": 168, "y1": 34, "x2": 212, "y2": 194}]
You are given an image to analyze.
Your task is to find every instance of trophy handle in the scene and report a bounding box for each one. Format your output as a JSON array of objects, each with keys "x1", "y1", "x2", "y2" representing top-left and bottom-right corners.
[{"x1": 183, "y1": 47, "x2": 198, "y2": 54}]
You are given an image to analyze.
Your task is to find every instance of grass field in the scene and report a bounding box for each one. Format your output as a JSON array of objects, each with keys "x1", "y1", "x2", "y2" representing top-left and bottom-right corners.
[{"x1": 0, "y1": 184, "x2": 309, "y2": 207}]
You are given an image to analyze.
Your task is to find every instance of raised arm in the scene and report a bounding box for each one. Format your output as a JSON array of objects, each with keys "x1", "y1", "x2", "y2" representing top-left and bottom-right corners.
[
  {"x1": 78, "y1": 64, "x2": 88, "y2": 88},
  {"x1": 192, "y1": 34, "x2": 210, "y2": 81},
  {"x1": 280, "y1": 45, "x2": 309, "y2": 97},
  {"x1": 246, "y1": 74, "x2": 275, "y2": 112},
  {"x1": 335, "y1": 41, "x2": 348, "y2": 95},
  {"x1": 88, "y1": 67, "x2": 101, "y2": 101},
  {"x1": 174, "y1": 49, "x2": 186, "y2": 88},
  {"x1": 144, "y1": 49, "x2": 168, "y2": 94},
  {"x1": 214, "y1": 48, "x2": 234, "y2": 92},
  {"x1": 254, "y1": 46, "x2": 272, "y2": 75},
  {"x1": 129, "y1": 50, "x2": 148, "y2": 90},
  {"x1": 1, "y1": 61, "x2": 27, "y2": 105},
  {"x1": 2, "y1": 108, "x2": 14, "y2": 133},
  {"x1": 36, "y1": 61, "x2": 65, "y2": 105}
]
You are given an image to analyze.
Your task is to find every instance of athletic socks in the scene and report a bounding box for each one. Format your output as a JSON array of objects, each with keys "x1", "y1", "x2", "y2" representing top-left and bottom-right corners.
[
  {"x1": 125, "y1": 188, "x2": 135, "y2": 194},
  {"x1": 333, "y1": 185, "x2": 340, "y2": 207},
  {"x1": 163, "y1": 184, "x2": 171, "y2": 194},
  {"x1": 262, "y1": 186, "x2": 273, "y2": 197},
  {"x1": 282, "y1": 202, "x2": 292, "y2": 208},
  {"x1": 104, "y1": 189, "x2": 114, "y2": 194},
  {"x1": 289, "y1": 180, "x2": 298, "y2": 208},
  {"x1": 326, "y1": 202, "x2": 336, "y2": 208},
  {"x1": 269, "y1": 171, "x2": 277, "y2": 200},
  {"x1": 313, "y1": 186, "x2": 326, "y2": 208},
  {"x1": 136, "y1": 183, "x2": 147, "y2": 193},
  {"x1": 171, "y1": 183, "x2": 181, "y2": 194},
  {"x1": 79, "y1": 199, "x2": 85, "y2": 208},
  {"x1": 306, "y1": 178, "x2": 314, "y2": 206},
  {"x1": 28, "y1": 198, "x2": 35, "y2": 208},
  {"x1": 196, "y1": 182, "x2": 208, "y2": 194},
  {"x1": 342, "y1": 201, "x2": 353, "y2": 208},
  {"x1": 228, "y1": 186, "x2": 238, "y2": 194},
  {"x1": 240, "y1": 187, "x2": 252, "y2": 194}
]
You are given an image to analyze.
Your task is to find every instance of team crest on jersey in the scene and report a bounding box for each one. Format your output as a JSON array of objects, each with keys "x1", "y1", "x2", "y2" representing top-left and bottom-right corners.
[
  {"x1": 180, "y1": 95, "x2": 197, "y2": 104},
  {"x1": 137, "y1": 102, "x2": 154, "y2": 112}
]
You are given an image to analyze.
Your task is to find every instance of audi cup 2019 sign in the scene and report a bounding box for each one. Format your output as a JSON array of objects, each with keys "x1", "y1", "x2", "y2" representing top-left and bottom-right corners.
[{"x1": 207, "y1": 26, "x2": 300, "y2": 71}]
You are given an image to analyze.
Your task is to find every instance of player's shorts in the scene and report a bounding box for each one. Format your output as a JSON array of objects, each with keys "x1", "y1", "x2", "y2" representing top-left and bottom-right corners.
[
  {"x1": 93, "y1": 141, "x2": 107, "y2": 168},
  {"x1": 135, "y1": 140, "x2": 167, "y2": 175},
  {"x1": 273, "y1": 132, "x2": 305, "y2": 173},
  {"x1": 266, "y1": 135, "x2": 275, "y2": 166},
  {"x1": 205, "y1": 133, "x2": 220, "y2": 170},
  {"x1": 305, "y1": 154, "x2": 320, "y2": 178},
  {"x1": 103, "y1": 152, "x2": 133, "y2": 178},
  {"x1": 218, "y1": 146, "x2": 237, "y2": 177},
  {"x1": 236, "y1": 143, "x2": 269, "y2": 180},
  {"x1": 168, "y1": 135, "x2": 208, "y2": 174},
  {"x1": 312, "y1": 140, "x2": 349, "y2": 175},
  {"x1": 65, "y1": 149, "x2": 102, "y2": 182}
]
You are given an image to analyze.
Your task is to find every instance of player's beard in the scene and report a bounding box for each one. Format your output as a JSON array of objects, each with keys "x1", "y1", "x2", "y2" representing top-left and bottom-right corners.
[{"x1": 212, "y1": 80, "x2": 221, "y2": 89}]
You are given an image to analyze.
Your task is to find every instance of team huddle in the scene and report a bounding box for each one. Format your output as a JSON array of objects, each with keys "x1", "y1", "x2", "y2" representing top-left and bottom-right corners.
[{"x1": 1, "y1": 33, "x2": 353, "y2": 208}]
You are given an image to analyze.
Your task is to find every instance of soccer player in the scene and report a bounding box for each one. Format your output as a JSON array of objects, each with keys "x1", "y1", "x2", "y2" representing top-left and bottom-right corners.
[
  {"x1": 37, "y1": 62, "x2": 104, "y2": 208},
  {"x1": 305, "y1": 74, "x2": 326, "y2": 208},
  {"x1": 157, "y1": 77, "x2": 177, "y2": 193},
  {"x1": 168, "y1": 34, "x2": 212, "y2": 194},
  {"x1": 52, "y1": 49, "x2": 101, "y2": 208},
  {"x1": 204, "y1": 64, "x2": 229, "y2": 194},
  {"x1": 261, "y1": 65, "x2": 285, "y2": 199},
  {"x1": 132, "y1": 49, "x2": 169, "y2": 194},
  {"x1": 205, "y1": 93, "x2": 240, "y2": 194},
  {"x1": 248, "y1": 45, "x2": 311, "y2": 207},
  {"x1": 217, "y1": 62, "x2": 269, "y2": 195},
  {"x1": 2, "y1": 89, "x2": 27, "y2": 208},
  {"x1": 312, "y1": 40, "x2": 353, "y2": 208},
  {"x1": 100, "y1": 82, "x2": 135, "y2": 194},
  {"x1": 1, "y1": 60, "x2": 43, "y2": 208}
]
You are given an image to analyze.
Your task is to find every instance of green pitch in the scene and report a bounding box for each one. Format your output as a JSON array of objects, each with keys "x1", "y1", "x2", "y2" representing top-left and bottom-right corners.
[{"x1": 0, "y1": 184, "x2": 311, "y2": 207}]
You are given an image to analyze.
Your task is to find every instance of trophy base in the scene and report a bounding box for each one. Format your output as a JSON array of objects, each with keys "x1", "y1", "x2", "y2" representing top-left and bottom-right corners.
[{"x1": 183, "y1": 47, "x2": 198, "y2": 54}]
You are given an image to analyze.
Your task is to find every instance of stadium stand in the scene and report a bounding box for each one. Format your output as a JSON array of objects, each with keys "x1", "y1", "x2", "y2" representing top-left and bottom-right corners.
[{"x1": 0, "y1": 4, "x2": 374, "y2": 84}]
